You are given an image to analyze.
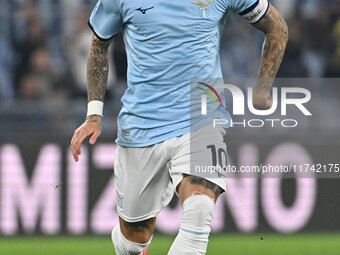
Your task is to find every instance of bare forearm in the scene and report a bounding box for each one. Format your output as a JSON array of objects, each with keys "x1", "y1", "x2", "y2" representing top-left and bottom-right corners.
[
  {"x1": 87, "y1": 35, "x2": 111, "y2": 102},
  {"x1": 254, "y1": 5, "x2": 289, "y2": 92}
]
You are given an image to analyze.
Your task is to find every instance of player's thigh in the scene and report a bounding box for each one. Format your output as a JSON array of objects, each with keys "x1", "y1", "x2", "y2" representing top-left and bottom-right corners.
[
  {"x1": 169, "y1": 125, "x2": 227, "y2": 205},
  {"x1": 119, "y1": 216, "x2": 156, "y2": 243},
  {"x1": 114, "y1": 144, "x2": 174, "y2": 224}
]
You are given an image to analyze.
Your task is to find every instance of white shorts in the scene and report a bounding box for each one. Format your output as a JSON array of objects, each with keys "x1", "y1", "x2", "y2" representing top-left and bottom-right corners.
[{"x1": 114, "y1": 125, "x2": 227, "y2": 222}]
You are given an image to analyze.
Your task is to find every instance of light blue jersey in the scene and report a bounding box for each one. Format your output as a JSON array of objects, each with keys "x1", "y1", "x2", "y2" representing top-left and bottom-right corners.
[{"x1": 89, "y1": 0, "x2": 269, "y2": 147}]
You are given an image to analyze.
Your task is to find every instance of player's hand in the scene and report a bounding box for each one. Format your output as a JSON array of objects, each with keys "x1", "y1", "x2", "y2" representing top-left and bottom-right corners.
[
  {"x1": 252, "y1": 89, "x2": 273, "y2": 110},
  {"x1": 71, "y1": 115, "x2": 102, "y2": 162}
]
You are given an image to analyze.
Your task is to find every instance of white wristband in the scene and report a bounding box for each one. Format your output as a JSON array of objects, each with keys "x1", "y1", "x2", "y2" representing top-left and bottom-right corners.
[{"x1": 87, "y1": 100, "x2": 104, "y2": 117}]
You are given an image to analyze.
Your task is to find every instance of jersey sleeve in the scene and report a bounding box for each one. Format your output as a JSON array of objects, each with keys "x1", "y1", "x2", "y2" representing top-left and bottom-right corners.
[
  {"x1": 229, "y1": 0, "x2": 269, "y2": 24},
  {"x1": 88, "y1": 0, "x2": 122, "y2": 40}
]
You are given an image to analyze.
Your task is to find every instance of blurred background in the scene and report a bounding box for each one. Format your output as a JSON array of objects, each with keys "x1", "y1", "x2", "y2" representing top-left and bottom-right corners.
[
  {"x1": 0, "y1": 0, "x2": 340, "y2": 133},
  {"x1": 0, "y1": 0, "x2": 340, "y2": 135},
  {"x1": 0, "y1": 0, "x2": 340, "y2": 254}
]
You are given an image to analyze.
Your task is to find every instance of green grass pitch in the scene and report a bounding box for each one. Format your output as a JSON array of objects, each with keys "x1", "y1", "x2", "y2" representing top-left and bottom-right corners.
[{"x1": 1, "y1": 234, "x2": 340, "y2": 255}]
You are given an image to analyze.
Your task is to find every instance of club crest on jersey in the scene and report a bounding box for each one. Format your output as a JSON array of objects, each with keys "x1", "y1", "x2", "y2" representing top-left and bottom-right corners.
[{"x1": 191, "y1": 0, "x2": 214, "y2": 19}]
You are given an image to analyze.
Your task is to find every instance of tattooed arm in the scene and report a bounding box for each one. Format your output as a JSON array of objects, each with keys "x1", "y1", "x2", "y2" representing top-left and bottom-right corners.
[
  {"x1": 87, "y1": 34, "x2": 111, "y2": 103},
  {"x1": 252, "y1": 4, "x2": 289, "y2": 110},
  {"x1": 71, "y1": 34, "x2": 112, "y2": 161}
]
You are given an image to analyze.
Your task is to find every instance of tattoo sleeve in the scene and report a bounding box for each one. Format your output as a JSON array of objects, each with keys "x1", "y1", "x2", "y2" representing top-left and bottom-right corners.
[
  {"x1": 87, "y1": 35, "x2": 112, "y2": 102},
  {"x1": 253, "y1": 4, "x2": 289, "y2": 93}
]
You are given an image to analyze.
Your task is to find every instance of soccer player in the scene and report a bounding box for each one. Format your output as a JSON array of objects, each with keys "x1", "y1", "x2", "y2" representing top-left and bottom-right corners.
[{"x1": 71, "y1": 0, "x2": 288, "y2": 254}]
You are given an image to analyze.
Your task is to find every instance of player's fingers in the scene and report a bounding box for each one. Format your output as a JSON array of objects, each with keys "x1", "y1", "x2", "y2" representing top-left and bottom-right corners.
[
  {"x1": 73, "y1": 153, "x2": 79, "y2": 162},
  {"x1": 266, "y1": 97, "x2": 273, "y2": 109},
  {"x1": 73, "y1": 131, "x2": 91, "y2": 159},
  {"x1": 89, "y1": 130, "x2": 101, "y2": 145},
  {"x1": 71, "y1": 130, "x2": 78, "y2": 147},
  {"x1": 73, "y1": 146, "x2": 81, "y2": 162},
  {"x1": 71, "y1": 142, "x2": 79, "y2": 162},
  {"x1": 71, "y1": 131, "x2": 80, "y2": 161},
  {"x1": 75, "y1": 132, "x2": 90, "y2": 153}
]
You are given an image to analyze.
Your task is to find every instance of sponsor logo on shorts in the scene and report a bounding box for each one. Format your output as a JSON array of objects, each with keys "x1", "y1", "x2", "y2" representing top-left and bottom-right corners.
[{"x1": 117, "y1": 192, "x2": 124, "y2": 209}]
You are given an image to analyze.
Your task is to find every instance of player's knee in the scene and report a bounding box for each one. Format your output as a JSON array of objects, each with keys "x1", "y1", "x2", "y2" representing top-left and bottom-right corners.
[
  {"x1": 180, "y1": 194, "x2": 215, "y2": 235},
  {"x1": 120, "y1": 218, "x2": 155, "y2": 244},
  {"x1": 112, "y1": 225, "x2": 152, "y2": 255}
]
